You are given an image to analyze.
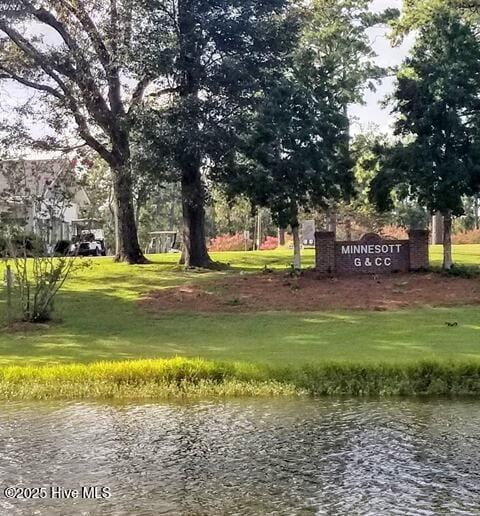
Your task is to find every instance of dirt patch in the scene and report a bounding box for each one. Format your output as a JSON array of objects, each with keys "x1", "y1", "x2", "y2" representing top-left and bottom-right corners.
[
  {"x1": 139, "y1": 270, "x2": 480, "y2": 313},
  {"x1": 2, "y1": 322, "x2": 51, "y2": 333}
]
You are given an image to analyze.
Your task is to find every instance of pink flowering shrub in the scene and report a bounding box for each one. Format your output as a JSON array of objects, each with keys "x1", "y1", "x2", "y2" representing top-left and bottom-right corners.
[
  {"x1": 260, "y1": 236, "x2": 278, "y2": 250},
  {"x1": 452, "y1": 229, "x2": 480, "y2": 244},
  {"x1": 209, "y1": 234, "x2": 252, "y2": 252}
]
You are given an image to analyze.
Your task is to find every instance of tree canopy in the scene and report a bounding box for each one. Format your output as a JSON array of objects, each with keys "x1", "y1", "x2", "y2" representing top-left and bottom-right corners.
[{"x1": 371, "y1": 7, "x2": 480, "y2": 268}]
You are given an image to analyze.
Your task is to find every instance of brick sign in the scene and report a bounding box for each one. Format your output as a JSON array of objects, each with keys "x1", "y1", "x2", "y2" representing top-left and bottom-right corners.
[
  {"x1": 336, "y1": 234, "x2": 409, "y2": 274},
  {"x1": 315, "y1": 231, "x2": 429, "y2": 275}
]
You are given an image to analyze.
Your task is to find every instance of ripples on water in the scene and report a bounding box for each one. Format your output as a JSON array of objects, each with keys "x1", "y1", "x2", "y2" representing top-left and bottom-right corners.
[{"x1": 0, "y1": 398, "x2": 479, "y2": 515}]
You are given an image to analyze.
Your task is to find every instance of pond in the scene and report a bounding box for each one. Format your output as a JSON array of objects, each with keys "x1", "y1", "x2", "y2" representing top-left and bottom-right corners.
[{"x1": 0, "y1": 398, "x2": 479, "y2": 515}]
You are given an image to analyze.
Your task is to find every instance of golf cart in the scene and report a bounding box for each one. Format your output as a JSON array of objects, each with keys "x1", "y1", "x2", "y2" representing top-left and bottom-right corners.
[{"x1": 70, "y1": 219, "x2": 107, "y2": 257}]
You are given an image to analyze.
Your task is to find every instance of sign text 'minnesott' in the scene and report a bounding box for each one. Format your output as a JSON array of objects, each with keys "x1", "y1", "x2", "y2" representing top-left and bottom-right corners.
[{"x1": 315, "y1": 230, "x2": 430, "y2": 274}]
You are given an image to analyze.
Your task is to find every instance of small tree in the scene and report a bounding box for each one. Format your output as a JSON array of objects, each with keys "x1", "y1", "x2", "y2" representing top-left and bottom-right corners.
[
  {"x1": 0, "y1": 159, "x2": 86, "y2": 323},
  {"x1": 371, "y1": 8, "x2": 480, "y2": 269}
]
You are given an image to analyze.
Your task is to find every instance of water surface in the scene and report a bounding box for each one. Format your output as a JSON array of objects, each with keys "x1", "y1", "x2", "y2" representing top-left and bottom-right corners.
[{"x1": 0, "y1": 398, "x2": 479, "y2": 515}]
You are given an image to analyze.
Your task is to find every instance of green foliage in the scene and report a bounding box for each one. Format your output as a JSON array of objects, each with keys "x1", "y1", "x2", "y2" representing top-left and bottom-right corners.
[
  {"x1": 132, "y1": 0, "x2": 297, "y2": 181},
  {"x1": 304, "y1": 0, "x2": 393, "y2": 106},
  {"x1": 371, "y1": 8, "x2": 480, "y2": 217},
  {"x1": 1, "y1": 358, "x2": 480, "y2": 399},
  {"x1": 434, "y1": 263, "x2": 480, "y2": 278}
]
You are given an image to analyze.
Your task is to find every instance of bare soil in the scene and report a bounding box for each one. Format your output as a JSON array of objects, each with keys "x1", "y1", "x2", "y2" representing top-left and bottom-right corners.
[
  {"x1": 139, "y1": 271, "x2": 480, "y2": 313},
  {"x1": 2, "y1": 322, "x2": 51, "y2": 333}
]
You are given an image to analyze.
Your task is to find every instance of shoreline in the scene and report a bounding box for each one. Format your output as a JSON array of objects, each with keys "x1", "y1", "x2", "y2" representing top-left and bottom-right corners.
[{"x1": 1, "y1": 357, "x2": 480, "y2": 400}]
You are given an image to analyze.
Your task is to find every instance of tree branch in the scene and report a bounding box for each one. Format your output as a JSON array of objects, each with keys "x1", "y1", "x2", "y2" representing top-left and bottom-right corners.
[
  {"x1": 0, "y1": 67, "x2": 64, "y2": 99},
  {"x1": 128, "y1": 76, "x2": 153, "y2": 114},
  {"x1": 55, "y1": 0, "x2": 124, "y2": 116},
  {"x1": 0, "y1": 19, "x2": 114, "y2": 134}
]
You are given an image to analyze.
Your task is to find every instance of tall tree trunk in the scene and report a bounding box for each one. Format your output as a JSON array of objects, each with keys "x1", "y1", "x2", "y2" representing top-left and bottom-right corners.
[
  {"x1": 292, "y1": 221, "x2": 301, "y2": 271},
  {"x1": 181, "y1": 163, "x2": 212, "y2": 268},
  {"x1": 177, "y1": 0, "x2": 212, "y2": 268},
  {"x1": 432, "y1": 211, "x2": 444, "y2": 245},
  {"x1": 327, "y1": 210, "x2": 337, "y2": 233},
  {"x1": 111, "y1": 164, "x2": 146, "y2": 264},
  {"x1": 256, "y1": 208, "x2": 262, "y2": 250},
  {"x1": 345, "y1": 218, "x2": 352, "y2": 241},
  {"x1": 474, "y1": 195, "x2": 479, "y2": 230},
  {"x1": 442, "y1": 211, "x2": 453, "y2": 270},
  {"x1": 278, "y1": 227, "x2": 286, "y2": 246}
]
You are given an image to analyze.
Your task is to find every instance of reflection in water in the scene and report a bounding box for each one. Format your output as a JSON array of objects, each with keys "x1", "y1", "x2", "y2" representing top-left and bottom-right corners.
[{"x1": 0, "y1": 398, "x2": 479, "y2": 515}]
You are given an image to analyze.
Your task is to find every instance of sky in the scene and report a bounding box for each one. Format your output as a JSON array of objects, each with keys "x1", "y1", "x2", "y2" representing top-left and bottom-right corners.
[{"x1": 349, "y1": 0, "x2": 414, "y2": 135}]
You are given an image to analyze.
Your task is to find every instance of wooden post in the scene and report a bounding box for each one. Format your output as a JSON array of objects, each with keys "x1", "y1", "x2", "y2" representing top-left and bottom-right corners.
[{"x1": 6, "y1": 264, "x2": 13, "y2": 324}]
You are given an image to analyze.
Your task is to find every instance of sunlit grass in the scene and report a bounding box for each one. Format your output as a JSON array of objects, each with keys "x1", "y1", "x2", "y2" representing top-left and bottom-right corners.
[
  {"x1": 0, "y1": 245, "x2": 478, "y2": 373},
  {"x1": 0, "y1": 357, "x2": 480, "y2": 399}
]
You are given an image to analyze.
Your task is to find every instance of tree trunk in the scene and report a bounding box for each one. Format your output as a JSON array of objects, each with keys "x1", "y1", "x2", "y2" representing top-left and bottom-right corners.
[
  {"x1": 442, "y1": 211, "x2": 453, "y2": 270},
  {"x1": 278, "y1": 227, "x2": 286, "y2": 246},
  {"x1": 474, "y1": 196, "x2": 479, "y2": 230},
  {"x1": 112, "y1": 164, "x2": 147, "y2": 264},
  {"x1": 292, "y1": 223, "x2": 301, "y2": 271},
  {"x1": 256, "y1": 209, "x2": 262, "y2": 250},
  {"x1": 345, "y1": 218, "x2": 352, "y2": 241},
  {"x1": 176, "y1": 1, "x2": 212, "y2": 268},
  {"x1": 181, "y1": 163, "x2": 212, "y2": 268},
  {"x1": 432, "y1": 211, "x2": 444, "y2": 245},
  {"x1": 327, "y1": 210, "x2": 337, "y2": 233}
]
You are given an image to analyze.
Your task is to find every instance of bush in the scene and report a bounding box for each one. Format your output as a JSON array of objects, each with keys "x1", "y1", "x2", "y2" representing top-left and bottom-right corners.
[
  {"x1": 379, "y1": 225, "x2": 409, "y2": 240},
  {"x1": 0, "y1": 230, "x2": 44, "y2": 258},
  {"x1": 260, "y1": 236, "x2": 278, "y2": 250},
  {"x1": 452, "y1": 229, "x2": 480, "y2": 244},
  {"x1": 434, "y1": 264, "x2": 480, "y2": 278},
  {"x1": 209, "y1": 234, "x2": 252, "y2": 252},
  {"x1": 2, "y1": 230, "x2": 90, "y2": 323},
  {"x1": 54, "y1": 240, "x2": 71, "y2": 256}
]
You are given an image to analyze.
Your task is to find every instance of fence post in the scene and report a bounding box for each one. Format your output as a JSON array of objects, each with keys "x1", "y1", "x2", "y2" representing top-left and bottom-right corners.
[{"x1": 5, "y1": 264, "x2": 12, "y2": 324}]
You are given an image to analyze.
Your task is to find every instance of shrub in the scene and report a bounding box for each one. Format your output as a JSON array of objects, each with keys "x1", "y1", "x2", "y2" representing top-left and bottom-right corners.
[
  {"x1": 2, "y1": 230, "x2": 90, "y2": 323},
  {"x1": 433, "y1": 264, "x2": 480, "y2": 278},
  {"x1": 54, "y1": 240, "x2": 71, "y2": 256},
  {"x1": 379, "y1": 225, "x2": 409, "y2": 240},
  {"x1": 0, "y1": 230, "x2": 44, "y2": 258},
  {"x1": 452, "y1": 229, "x2": 480, "y2": 244},
  {"x1": 209, "y1": 234, "x2": 252, "y2": 252},
  {"x1": 260, "y1": 236, "x2": 278, "y2": 250}
]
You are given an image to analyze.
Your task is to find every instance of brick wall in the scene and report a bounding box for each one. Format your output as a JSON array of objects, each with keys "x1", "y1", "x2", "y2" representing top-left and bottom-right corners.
[
  {"x1": 315, "y1": 231, "x2": 430, "y2": 275},
  {"x1": 315, "y1": 232, "x2": 336, "y2": 274},
  {"x1": 409, "y1": 229, "x2": 430, "y2": 271}
]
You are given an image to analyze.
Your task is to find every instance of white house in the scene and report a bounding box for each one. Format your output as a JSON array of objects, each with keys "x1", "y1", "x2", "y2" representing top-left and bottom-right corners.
[{"x1": 0, "y1": 158, "x2": 90, "y2": 244}]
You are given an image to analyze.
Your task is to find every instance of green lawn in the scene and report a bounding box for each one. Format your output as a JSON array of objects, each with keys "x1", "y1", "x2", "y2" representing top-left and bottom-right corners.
[{"x1": 0, "y1": 245, "x2": 479, "y2": 367}]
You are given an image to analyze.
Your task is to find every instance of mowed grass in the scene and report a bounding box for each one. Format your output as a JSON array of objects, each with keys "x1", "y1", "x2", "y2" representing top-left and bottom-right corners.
[{"x1": 0, "y1": 245, "x2": 478, "y2": 369}]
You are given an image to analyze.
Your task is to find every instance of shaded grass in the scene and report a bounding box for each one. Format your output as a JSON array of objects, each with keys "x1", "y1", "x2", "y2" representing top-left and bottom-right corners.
[{"x1": 1, "y1": 357, "x2": 480, "y2": 400}]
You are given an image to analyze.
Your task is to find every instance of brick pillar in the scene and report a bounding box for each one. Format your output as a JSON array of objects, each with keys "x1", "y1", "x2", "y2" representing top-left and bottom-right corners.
[
  {"x1": 315, "y1": 231, "x2": 336, "y2": 274},
  {"x1": 408, "y1": 229, "x2": 430, "y2": 271}
]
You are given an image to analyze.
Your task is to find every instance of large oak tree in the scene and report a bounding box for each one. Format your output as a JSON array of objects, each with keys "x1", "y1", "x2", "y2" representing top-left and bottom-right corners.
[
  {"x1": 0, "y1": 0, "x2": 162, "y2": 263},
  {"x1": 133, "y1": 0, "x2": 296, "y2": 267}
]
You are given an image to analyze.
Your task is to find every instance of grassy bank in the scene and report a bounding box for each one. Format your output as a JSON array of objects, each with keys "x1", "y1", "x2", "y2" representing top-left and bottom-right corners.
[
  {"x1": 1, "y1": 357, "x2": 480, "y2": 400},
  {"x1": 0, "y1": 246, "x2": 479, "y2": 399},
  {"x1": 0, "y1": 246, "x2": 478, "y2": 366}
]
